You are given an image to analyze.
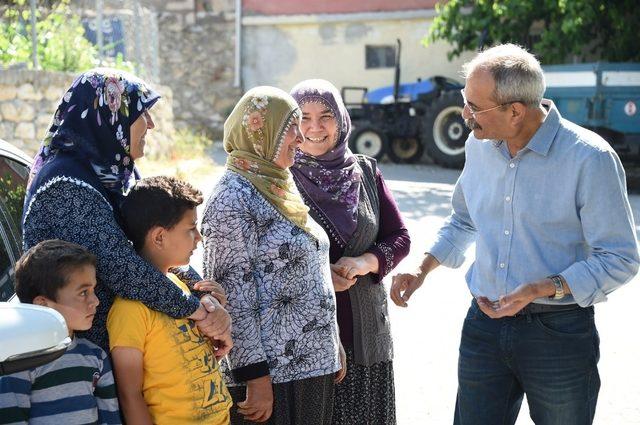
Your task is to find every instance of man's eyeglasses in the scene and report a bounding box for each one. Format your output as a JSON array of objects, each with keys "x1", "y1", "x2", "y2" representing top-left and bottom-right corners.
[{"x1": 460, "y1": 89, "x2": 515, "y2": 119}]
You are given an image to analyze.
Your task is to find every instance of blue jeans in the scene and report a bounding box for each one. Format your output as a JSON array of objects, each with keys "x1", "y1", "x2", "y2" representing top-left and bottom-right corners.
[{"x1": 454, "y1": 299, "x2": 600, "y2": 425}]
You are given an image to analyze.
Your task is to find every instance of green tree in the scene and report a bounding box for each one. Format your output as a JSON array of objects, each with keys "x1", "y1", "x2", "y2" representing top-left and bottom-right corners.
[
  {"x1": 0, "y1": 0, "x2": 135, "y2": 73},
  {"x1": 424, "y1": 0, "x2": 640, "y2": 64}
]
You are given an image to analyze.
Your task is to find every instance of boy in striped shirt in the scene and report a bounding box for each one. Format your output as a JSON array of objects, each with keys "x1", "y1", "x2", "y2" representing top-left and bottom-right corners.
[{"x1": 0, "y1": 240, "x2": 120, "y2": 424}]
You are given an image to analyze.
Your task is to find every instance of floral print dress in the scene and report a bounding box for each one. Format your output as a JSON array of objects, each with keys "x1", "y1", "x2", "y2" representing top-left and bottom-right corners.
[{"x1": 202, "y1": 170, "x2": 341, "y2": 386}]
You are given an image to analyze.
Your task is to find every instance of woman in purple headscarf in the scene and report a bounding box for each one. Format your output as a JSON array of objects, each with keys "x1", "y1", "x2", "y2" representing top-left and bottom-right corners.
[{"x1": 290, "y1": 79, "x2": 410, "y2": 424}]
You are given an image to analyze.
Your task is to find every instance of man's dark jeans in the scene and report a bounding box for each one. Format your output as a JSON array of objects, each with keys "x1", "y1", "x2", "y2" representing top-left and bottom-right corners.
[{"x1": 454, "y1": 299, "x2": 600, "y2": 425}]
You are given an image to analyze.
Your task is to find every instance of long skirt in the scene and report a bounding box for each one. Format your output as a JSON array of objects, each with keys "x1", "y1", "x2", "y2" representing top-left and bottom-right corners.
[
  {"x1": 228, "y1": 372, "x2": 335, "y2": 425},
  {"x1": 332, "y1": 348, "x2": 396, "y2": 425}
]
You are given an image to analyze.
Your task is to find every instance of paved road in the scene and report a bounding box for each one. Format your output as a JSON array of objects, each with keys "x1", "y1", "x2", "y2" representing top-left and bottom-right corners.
[{"x1": 193, "y1": 147, "x2": 640, "y2": 424}]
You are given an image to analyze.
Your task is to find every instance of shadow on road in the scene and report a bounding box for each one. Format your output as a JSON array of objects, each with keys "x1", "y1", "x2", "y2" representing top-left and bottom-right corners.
[{"x1": 391, "y1": 185, "x2": 454, "y2": 221}]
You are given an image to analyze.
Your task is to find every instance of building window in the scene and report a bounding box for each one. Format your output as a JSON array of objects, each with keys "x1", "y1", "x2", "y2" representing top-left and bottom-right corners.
[{"x1": 365, "y1": 45, "x2": 396, "y2": 69}]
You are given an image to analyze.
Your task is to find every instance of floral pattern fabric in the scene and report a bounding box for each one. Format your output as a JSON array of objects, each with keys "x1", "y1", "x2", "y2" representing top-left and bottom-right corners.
[
  {"x1": 202, "y1": 171, "x2": 340, "y2": 385},
  {"x1": 332, "y1": 348, "x2": 396, "y2": 425},
  {"x1": 224, "y1": 86, "x2": 312, "y2": 235},
  {"x1": 290, "y1": 79, "x2": 362, "y2": 247},
  {"x1": 22, "y1": 177, "x2": 201, "y2": 350},
  {"x1": 29, "y1": 68, "x2": 160, "y2": 201}
]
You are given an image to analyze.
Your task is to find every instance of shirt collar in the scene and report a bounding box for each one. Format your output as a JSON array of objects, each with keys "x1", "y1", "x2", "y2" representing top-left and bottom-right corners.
[{"x1": 522, "y1": 99, "x2": 561, "y2": 156}]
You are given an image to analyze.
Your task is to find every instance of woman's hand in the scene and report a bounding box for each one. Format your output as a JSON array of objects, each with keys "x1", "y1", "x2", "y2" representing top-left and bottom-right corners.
[
  {"x1": 335, "y1": 253, "x2": 379, "y2": 280},
  {"x1": 192, "y1": 296, "x2": 232, "y2": 340},
  {"x1": 193, "y1": 279, "x2": 227, "y2": 306},
  {"x1": 330, "y1": 264, "x2": 357, "y2": 292},
  {"x1": 237, "y1": 375, "x2": 273, "y2": 422},
  {"x1": 335, "y1": 342, "x2": 347, "y2": 384}
]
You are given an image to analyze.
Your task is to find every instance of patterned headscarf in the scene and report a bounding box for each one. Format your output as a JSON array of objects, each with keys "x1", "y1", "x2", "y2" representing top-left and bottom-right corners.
[
  {"x1": 224, "y1": 86, "x2": 313, "y2": 234},
  {"x1": 290, "y1": 79, "x2": 362, "y2": 247},
  {"x1": 28, "y1": 68, "x2": 160, "y2": 199}
]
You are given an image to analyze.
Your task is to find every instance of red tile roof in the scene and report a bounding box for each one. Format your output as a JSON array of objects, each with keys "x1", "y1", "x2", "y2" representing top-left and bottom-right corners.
[{"x1": 243, "y1": 0, "x2": 439, "y2": 16}]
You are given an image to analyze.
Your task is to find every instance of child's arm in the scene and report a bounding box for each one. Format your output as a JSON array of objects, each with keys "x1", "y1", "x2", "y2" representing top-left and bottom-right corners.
[
  {"x1": 94, "y1": 351, "x2": 121, "y2": 425},
  {"x1": 0, "y1": 371, "x2": 32, "y2": 424},
  {"x1": 111, "y1": 347, "x2": 153, "y2": 425}
]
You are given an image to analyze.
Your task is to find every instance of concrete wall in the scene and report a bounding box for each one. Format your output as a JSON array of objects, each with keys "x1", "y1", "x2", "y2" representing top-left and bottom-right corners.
[{"x1": 241, "y1": 11, "x2": 475, "y2": 94}]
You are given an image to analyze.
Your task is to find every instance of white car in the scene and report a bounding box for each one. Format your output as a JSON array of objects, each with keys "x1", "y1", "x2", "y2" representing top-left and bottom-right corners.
[{"x1": 0, "y1": 140, "x2": 71, "y2": 374}]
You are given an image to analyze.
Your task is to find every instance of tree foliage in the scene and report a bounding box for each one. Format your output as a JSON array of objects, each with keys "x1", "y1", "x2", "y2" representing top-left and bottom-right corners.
[
  {"x1": 424, "y1": 0, "x2": 640, "y2": 64},
  {"x1": 0, "y1": 0, "x2": 135, "y2": 72}
]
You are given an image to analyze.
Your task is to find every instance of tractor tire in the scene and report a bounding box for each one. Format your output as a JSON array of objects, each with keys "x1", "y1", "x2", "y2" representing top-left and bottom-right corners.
[
  {"x1": 422, "y1": 90, "x2": 469, "y2": 168},
  {"x1": 349, "y1": 125, "x2": 387, "y2": 160},
  {"x1": 387, "y1": 137, "x2": 423, "y2": 163}
]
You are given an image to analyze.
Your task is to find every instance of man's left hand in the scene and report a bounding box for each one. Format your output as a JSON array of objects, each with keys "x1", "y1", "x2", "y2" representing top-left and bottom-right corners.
[{"x1": 476, "y1": 278, "x2": 554, "y2": 318}]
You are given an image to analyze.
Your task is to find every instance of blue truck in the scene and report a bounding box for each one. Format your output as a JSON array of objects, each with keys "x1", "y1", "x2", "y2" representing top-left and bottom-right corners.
[{"x1": 543, "y1": 62, "x2": 640, "y2": 159}]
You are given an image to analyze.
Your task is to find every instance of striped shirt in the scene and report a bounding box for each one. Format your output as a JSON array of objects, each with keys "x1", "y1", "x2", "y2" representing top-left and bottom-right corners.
[{"x1": 0, "y1": 337, "x2": 120, "y2": 424}]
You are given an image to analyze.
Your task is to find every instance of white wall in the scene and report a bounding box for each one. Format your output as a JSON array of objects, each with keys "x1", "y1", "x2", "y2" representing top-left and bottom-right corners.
[{"x1": 241, "y1": 10, "x2": 475, "y2": 94}]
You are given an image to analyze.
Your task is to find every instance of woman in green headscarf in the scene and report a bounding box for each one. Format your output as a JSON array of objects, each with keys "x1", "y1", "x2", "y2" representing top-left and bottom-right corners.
[{"x1": 202, "y1": 86, "x2": 342, "y2": 424}]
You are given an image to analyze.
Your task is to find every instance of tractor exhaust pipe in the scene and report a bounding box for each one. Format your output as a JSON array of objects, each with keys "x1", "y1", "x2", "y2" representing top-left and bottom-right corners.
[{"x1": 394, "y1": 39, "x2": 401, "y2": 104}]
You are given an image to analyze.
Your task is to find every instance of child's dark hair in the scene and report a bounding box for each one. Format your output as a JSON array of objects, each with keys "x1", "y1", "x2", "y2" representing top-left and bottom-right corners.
[
  {"x1": 15, "y1": 239, "x2": 97, "y2": 303},
  {"x1": 121, "y1": 176, "x2": 203, "y2": 251}
]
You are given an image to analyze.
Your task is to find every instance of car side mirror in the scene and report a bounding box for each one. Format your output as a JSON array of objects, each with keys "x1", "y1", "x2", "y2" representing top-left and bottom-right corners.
[{"x1": 0, "y1": 302, "x2": 71, "y2": 375}]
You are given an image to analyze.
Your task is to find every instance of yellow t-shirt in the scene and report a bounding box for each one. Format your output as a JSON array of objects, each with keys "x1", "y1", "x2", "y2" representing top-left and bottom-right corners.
[{"x1": 107, "y1": 273, "x2": 231, "y2": 425}]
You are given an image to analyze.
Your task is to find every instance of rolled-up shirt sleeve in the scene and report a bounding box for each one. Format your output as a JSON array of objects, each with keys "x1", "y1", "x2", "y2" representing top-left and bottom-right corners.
[
  {"x1": 561, "y1": 149, "x2": 640, "y2": 306},
  {"x1": 426, "y1": 172, "x2": 477, "y2": 268}
]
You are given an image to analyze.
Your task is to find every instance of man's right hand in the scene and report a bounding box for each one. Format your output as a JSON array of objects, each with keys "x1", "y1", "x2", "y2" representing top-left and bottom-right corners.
[
  {"x1": 390, "y1": 271, "x2": 426, "y2": 307},
  {"x1": 391, "y1": 254, "x2": 440, "y2": 307},
  {"x1": 237, "y1": 375, "x2": 273, "y2": 422}
]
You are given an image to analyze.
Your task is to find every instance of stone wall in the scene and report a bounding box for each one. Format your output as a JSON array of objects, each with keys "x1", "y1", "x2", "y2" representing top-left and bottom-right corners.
[
  {"x1": 154, "y1": 0, "x2": 240, "y2": 137},
  {"x1": 0, "y1": 69, "x2": 175, "y2": 158},
  {"x1": 66, "y1": 0, "x2": 239, "y2": 138}
]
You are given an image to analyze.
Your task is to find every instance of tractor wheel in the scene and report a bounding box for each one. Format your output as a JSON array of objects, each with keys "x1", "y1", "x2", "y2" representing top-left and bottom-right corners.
[
  {"x1": 349, "y1": 126, "x2": 387, "y2": 160},
  {"x1": 387, "y1": 137, "x2": 423, "y2": 163},
  {"x1": 422, "y1": 90, "x2": 469, "y2": 168}
]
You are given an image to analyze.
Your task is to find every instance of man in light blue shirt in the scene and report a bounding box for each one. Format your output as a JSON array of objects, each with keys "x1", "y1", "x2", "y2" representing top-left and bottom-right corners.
[{"x1": 391, "y1": 44, "x2": 639, "y2": 425}]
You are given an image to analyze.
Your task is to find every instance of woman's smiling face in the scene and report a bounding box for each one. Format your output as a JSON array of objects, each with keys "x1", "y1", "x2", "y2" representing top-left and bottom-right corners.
[
  {"x1": 273, "y1": 121, "x2": 303, "y2": 169},
  {"x1": 299, "y1": 102, "x2": 339, "y2": 157}
]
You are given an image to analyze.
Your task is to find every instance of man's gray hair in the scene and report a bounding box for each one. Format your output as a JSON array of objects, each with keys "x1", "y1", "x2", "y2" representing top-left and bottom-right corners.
[{"x1": 462, "y1": 44, "x2": 545, "y2": 107}]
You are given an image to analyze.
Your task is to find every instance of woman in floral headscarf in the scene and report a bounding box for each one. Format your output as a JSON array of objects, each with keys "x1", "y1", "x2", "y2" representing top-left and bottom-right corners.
[
  {"x1": 290, "y1": 79, "x2": 411, "y2": 425},
  {"x1": 23, "y1": 68, "x2": 226, "y2": 351},
  {"x1": 202, "y1": 86, "x2": 341, "y2": 424}
]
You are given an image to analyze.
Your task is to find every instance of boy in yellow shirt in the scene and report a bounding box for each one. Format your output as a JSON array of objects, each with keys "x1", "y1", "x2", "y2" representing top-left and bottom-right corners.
[{"x1": 107, "y1": 176, "x2": 232, "y2": 424}]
